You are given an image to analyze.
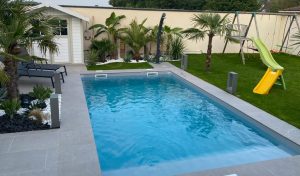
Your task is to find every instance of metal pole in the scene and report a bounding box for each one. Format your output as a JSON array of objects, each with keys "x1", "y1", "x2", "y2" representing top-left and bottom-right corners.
[
  {"x1": 222, "y1": 13, "x2": 237, "y2": 53},
  {"x1": 236, "y1": 12, "x2": 245, "y2": 64},
  {"x1": 253, "y1": 13, "x2": 260, "y2": 38},
  {"x1": 239, "y1": 14, "x2": 254, "y2": 54},
  {"x1": 155, "y1": 13, "x2": 166, "y2": 63},
  {"x1": 294, "y1": 14, "x2": 300, "y2": 33},
  {"x1": 280, "y1": 16, "x2": 295, "y2": 52}
]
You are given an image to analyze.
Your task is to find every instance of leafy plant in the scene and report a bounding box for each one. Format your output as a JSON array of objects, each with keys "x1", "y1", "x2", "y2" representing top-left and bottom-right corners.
[
  {"x1": 90, "y1": 39, "x2": 116, "y2": 62},
  {"x1": 182, "y1": 13, "x2": 231, "y2": 71},
  {"x1": 89, "y1": 12, "x2": 126, "y2": 59},
  {"x1": 120, "y1": 19, "x2": 151, "y2": 62},
  {"x1": 0, "y1": 69, "x2": 9, "y2": 86},
  {"x1": 86, "y1": 50, "x2": 99, "y2": 66},
  {"x1": 170, "y1": 37, "x2": 185, "y2": 60},
  {"x1": 0, "y1": 88, "x2": 7, "y2": 102},
  {"x1": 29, "y1": 85, "x2": 53, "y2": 102},
  {"x1": 291, "y1": 32, "x2": 300, "y2": 55},
  {"x1": 163, "y1": 25, "x2": 182, "y2": 57},
  {"x1": 0, "y1": 99, "x2": 21, "y2": 119},
  {"x1": 0, "y1": 0, "x2": 58, "y2": 100},
  {"x1": 124, "y1": 51, "x2": 132, "y2": 63}
]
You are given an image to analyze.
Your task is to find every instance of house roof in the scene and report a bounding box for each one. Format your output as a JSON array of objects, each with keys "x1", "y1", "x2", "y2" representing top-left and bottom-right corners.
[
  {"x1": 31, "y1": 3, "x2": 89, "y2": 21},
  {"x1": 280, "y1": 6, "x2": 300, "y2": 12}
]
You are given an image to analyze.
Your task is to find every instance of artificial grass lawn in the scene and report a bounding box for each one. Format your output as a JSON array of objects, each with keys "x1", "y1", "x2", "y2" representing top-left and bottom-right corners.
[
  {"x1": 86, "y1": 62, "x2": 153, "y2": 70},
  {"x1": 169, "y1": 53, "x2": 300, "y2": 129}
]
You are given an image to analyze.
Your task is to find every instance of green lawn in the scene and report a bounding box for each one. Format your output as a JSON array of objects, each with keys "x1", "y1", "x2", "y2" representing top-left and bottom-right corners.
[
  {"x1": 169, "y1": 53, "x2": 300, "y2": 128},
  {"x1": 86, "y1": 62, "x2": 153, "y2": 70}
]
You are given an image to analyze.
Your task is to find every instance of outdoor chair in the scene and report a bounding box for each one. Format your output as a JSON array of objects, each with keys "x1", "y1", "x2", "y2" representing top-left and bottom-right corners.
[
  {"x1": 18, "y1": 64, "x2": 65, "y2": 88},
  {"x1": 18, "y1": 48, "x2": 68, "y2": 76}
]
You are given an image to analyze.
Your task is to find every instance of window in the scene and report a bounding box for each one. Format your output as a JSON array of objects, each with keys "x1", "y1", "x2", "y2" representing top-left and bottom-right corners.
[{"x1": 55, "y1": 20, "x2": 68, "y2": 36}]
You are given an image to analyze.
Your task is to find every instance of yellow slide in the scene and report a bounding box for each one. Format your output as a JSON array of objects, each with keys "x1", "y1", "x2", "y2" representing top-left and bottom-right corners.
[
  {"x1": 253, "y1": 68, "x2": 283, "y2": 94},
  {"x1": 252, "y1": 38, "x2": 286, "y2": 95}
]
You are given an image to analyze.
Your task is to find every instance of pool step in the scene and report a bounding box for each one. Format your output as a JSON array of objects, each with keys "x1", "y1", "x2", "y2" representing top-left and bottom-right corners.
[
  {"x1": 147, "y1": 72, "x2": 158, "y2": 77},
  {"x1": 95, "y1": 74, "x2": 108, "y2": 79}
]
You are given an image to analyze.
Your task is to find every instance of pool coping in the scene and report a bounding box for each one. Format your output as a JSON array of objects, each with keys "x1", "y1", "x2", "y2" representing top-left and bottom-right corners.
[{"x1": 81, "y1": 62, "x2": 300, "y2": 176}]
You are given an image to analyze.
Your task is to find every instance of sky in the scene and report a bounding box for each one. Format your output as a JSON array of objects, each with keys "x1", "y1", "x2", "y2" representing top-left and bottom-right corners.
[{"x1": 36, "y1": 0, "x2": 111, "y2": 6}]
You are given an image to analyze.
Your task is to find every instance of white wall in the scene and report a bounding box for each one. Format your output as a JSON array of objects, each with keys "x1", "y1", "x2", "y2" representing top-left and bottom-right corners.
[
  {"x1": 71, "y1": 18, "x2": 84, "y2": 63},
  {"x1": 67, "y1": 7, "x2": 300, "y2": 56}
]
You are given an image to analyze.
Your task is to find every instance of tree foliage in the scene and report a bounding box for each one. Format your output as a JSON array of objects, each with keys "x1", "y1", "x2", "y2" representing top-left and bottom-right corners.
[
  {"x1": 0, "y1": 0, "x2": 58, "y2": 100},
  {"x1": 120, "y1": 19, "x2": 151, "y2": 61},
  {"x1": 182, "y1": 13, "x2": 231, "y2": 71},
  {"x1": 89, "y1": 12, "x2": 126, "y2": 58},
  {"x1": 109, "y1": 0, "x2": 260, "y2": 11},
  {"x1": 265, "y1": 0, "x2": 300, "y2": 12},
  {"x1": 205, "y1": 0, "x2": 260, "y2": 11},
  {"x1": 109, "y1": 0, "x2": 206, "y2": 10}
]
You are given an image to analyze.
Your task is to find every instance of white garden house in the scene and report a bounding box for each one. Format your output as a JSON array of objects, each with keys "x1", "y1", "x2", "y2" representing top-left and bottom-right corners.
[{"x1": 30, "y1": 4, "x2": 89, "y2": 64}]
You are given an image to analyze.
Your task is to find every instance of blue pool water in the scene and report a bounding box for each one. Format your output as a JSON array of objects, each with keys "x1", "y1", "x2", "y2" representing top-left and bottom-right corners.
[{"x1": 82, "y1": 73, "x2": 299, "y2": 176}]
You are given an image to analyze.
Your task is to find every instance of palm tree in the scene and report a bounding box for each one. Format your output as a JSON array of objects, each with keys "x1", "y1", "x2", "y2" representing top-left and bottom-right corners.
[
  {"x1": 89, "y1": 12, "x2": 126, "y2": 59},
  {"x1": 163, "y1": 25, "x2": 182, "y2": 57},
  {"x1": 0, "y1": 0, "x2": 58, "y2": 100},
  {"x1": 182, "y1": 13, "x2": 231, "y2": 71},
  {"x1": 120, "y1": 19, "x2": 150, "y2": 62},
  {"x1": 147, "y1": 25, "x2": 159, "y2": 55}
]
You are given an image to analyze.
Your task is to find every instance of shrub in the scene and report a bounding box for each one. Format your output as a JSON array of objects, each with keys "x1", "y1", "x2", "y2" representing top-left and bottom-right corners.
[
  {"x1": 170, "y1": 37, "x2": 185, "y2": 60},
  {"x1": 86, "y1": 50, "x2": 98, "y2": 66},
  {"x1": 28, "y1": 108, "x2": 46, "y2": 124},
  {"x1": 124, "y1": 51, "x2": 133, "y2": 63},
  {"x1": 0, "y1": 99, "x2": 21, "y2": 119},
  {"x1": 90, "y1": 39, "x2": 116, "y2": 62},
  {"x1": 0, "y1": 88, "x2": 7, "y2": 102},
  {"x1": 29, "y1": 85, "x2": 53, "y2": 103}
]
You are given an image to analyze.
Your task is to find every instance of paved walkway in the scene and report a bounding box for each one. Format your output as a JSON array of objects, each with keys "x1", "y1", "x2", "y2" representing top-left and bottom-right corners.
[
  {"x1": 0, "y1": 63, "x2": 299, "y2": 176},
  {"x1": 0, "y1": 66, "x2": 100, "y2": 176}
]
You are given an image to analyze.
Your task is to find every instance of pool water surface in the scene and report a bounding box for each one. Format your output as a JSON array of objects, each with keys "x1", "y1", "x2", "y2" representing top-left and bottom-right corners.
[{"x1": 81, "y1": 73, "x2": 299, "y2": 176}]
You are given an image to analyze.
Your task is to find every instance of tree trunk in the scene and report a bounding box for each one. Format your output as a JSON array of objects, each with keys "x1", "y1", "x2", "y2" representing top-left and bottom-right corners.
[
  {"x1": 133, "y1": 51, "x2": 140, "y2": 62},
  {"x1": 144, "y1": 44, "x2": 149, "y2": 61},
  {"x1": 112, "y1": 37, "x2": 118, "y2": 59},
  {"x1": 3, "y1": 58, "x2": 19, "y2": 100},
  {"x1": 205, "y1": 34, "x2": 214, "y2": 72}
]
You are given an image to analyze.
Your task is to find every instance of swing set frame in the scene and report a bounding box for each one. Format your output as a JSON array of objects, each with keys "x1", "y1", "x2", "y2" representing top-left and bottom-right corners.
[{"x1": 222, "y1": 12, "x2": 300, "y2": 64}]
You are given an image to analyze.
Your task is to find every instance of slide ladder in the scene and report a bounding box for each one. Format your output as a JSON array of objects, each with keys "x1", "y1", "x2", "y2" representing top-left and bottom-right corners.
[{"x1": 252, "y1": 38, "x2": 286, "y2": 95}]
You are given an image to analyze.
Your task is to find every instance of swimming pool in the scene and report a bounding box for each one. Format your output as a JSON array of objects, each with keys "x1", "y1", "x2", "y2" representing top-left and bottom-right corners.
[{"x1": 81, "y1": 72, "x2": 299, "y2": 176}]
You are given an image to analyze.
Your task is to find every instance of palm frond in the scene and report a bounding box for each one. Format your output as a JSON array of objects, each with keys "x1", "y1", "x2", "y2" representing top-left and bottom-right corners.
[{"x1": 182, "y1": 28, "x2": 205, "y2": 41}]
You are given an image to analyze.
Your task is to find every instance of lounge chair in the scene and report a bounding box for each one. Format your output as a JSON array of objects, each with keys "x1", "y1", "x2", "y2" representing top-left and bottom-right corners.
[
  {"x1": 18, "y1": 48, "x2": 68, "y2": 76},
  {"x1": 18, "y1": 64, "x2": 65, "y2": 88},
  {"x1": 25, "y1": 61, "x2": 67, "y2": 76}
]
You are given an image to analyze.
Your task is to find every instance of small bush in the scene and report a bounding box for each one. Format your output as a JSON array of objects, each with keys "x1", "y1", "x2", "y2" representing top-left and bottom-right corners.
[
  {"x1": 29, "y1": 85, "x2": 53, "y2": 103},
  {"x1": 0, "y1": 99, "x2": 21, "y2": 119},
  {"x1": 86, "y1": 50, "x2": 98, "y2": 66},
  {"x1": 124, "y1": 52, "x2": 133, "y2": 63},
  {"x1": 170, "y1": 37, "x2": 185, "y2": 60},
  {"x1": 28, "y1": 108, "x2": 46, "y2": 124},
  {"x1": 90, "y1": 39, "x2": 116, "y2": 62}
]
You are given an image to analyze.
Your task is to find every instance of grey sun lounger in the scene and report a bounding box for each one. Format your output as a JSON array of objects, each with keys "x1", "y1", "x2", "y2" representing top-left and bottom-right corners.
[
  {"x1": 25, "y1": 61, "x2": 68, "y2": 76},
  {"x1": 18, "y1": 68, "x2": 65, "y2": 88},
  {"x1": 15, "y1": 47, "x2": 67, "y2": 76}
]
